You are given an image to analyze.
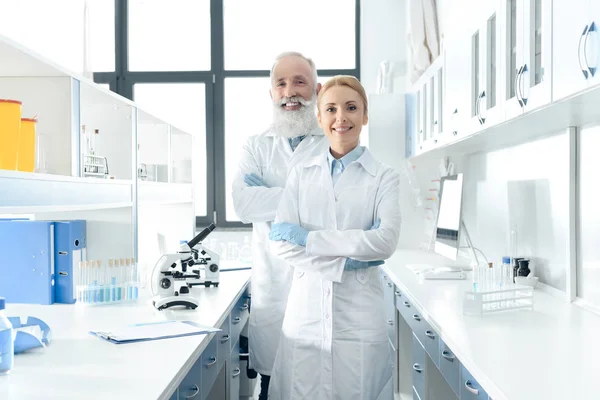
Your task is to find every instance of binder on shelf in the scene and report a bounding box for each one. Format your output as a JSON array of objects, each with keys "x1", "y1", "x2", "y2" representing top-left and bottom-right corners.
[
  {"x1": 53, "y1": 220, "x2": 87, "y2": 304},
  {"x1": 0, "y1": 220, "x2": 55, "y2": 305}
]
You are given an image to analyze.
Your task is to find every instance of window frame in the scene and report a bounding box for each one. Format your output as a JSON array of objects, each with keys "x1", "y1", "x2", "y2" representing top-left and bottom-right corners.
[{"x1": 95, "y1": 0, "x2": 361, "y2": 229}]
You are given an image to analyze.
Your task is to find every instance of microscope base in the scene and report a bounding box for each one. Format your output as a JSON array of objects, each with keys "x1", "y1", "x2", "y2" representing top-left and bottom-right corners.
[{"x1": 153, "y1": 295, "x2": 199, "y2": 311}]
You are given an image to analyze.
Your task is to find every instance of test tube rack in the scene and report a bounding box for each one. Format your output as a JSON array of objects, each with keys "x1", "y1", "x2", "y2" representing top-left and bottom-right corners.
[
  {"x1": 76, "y1": 259, "x2": 140, "y2": 306},
  {"x1": 82, "y1": 154, "x2": 108, "y2": 178},
  {"x1": 462, "y1": 285, "x2": 534, "y2": 316}
]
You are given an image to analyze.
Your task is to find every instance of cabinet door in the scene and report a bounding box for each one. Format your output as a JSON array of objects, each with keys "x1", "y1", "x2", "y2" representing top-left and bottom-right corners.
[
  {"x1": 504, "y1": 0, "x2": 525, "y2": 119},
  {"x1": 467, "y1": 26, "x2": 484, "y2": 134},
  {"x1": 479, "y1": 0, "x2": 506, "y2": 127},
  {"x1": 552, "y1": 0, "x2": 590, "y2": 101},
  {"x1": 443, "y1": 31, "x2": 471, "y2": 140},
  {"x1": 521, "y1": 0, "x2": 553, "y2": 112}
]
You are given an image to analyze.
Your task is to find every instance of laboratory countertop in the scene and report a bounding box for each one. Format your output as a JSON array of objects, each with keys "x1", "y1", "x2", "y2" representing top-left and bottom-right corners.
[
  {"x1": 0, "y1": 268, "x2": 252, "y2": 400},
  {"x1": 383, "y1": 249, "x2": 600, "y2": 400}
]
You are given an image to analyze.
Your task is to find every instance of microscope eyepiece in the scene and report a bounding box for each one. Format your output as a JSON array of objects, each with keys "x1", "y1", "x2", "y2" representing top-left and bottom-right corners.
[{"x1": 187, "y1": 223, "x2": 216, "y2": 248}]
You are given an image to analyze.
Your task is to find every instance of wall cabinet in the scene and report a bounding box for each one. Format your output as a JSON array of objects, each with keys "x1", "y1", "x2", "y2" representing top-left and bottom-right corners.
[{"x1": 407, "y1": 0, "x2": 554, "y2": 158}]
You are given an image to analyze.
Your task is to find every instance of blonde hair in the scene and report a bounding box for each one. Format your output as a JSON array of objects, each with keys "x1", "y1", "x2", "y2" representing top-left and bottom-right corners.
[{"x1": 317, "y1": 75, "x2": 368, "y2": 115}]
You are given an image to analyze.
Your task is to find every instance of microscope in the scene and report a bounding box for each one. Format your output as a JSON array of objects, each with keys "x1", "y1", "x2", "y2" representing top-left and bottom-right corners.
[{"x1": 151, "y1": 224, "x2": 220, "y2": 310}]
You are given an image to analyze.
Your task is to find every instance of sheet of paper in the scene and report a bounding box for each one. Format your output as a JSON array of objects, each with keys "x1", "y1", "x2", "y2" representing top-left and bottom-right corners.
[{"x1": 94, "y1": 321, "x2": 220, "y2": 342}]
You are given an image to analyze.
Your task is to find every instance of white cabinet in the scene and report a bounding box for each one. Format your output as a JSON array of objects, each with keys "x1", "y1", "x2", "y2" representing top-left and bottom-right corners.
[
  {"x1": 443, "y1": 31, "x2": 471, "y2": 140},
  {"x1": 553, "y1": 0, "x2": 600, "y2": 101},
  {"x1": 504, "y1": 0, "x2": 553, "y2": 119},
  {"x1": 467, "y1": 1, "x2": 506, "y2": 133}
]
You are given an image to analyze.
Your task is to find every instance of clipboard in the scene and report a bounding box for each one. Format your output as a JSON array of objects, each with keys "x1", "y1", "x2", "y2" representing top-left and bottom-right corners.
[{"x1": 90, "y1": 320, "x2": 221, "y2": 344}]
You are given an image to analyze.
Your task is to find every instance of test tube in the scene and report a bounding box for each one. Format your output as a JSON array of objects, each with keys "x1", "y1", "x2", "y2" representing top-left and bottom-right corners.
[
  {"x1": 119, "y1": 258, "x2": 126, "y2": 300},
  {"x1": 126, "y1": 258, "x2": 132, "y2": 300},
  {"x1": 132, "y1": 258, "x2": 139, "y2": 299},
  {"x1": 109, "y1": 259, "x2": 116, "y2": 302}
]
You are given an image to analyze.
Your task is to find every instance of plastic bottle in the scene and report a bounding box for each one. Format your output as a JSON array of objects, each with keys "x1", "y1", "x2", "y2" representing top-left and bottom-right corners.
[
  {"x1": 238, "y1": 236, "x2": 253, "y2": 264},
  {"x1": 501, "y1": 256, "x2": 512, "y2": 287},
  {"x1": 0, "y1": 297, "x2": 14, "y2": 375}
]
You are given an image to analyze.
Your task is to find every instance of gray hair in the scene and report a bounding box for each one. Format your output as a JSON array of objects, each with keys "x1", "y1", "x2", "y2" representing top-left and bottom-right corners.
[{"x1": 270, "y1": 51, "x2": 319, "y2": 89}]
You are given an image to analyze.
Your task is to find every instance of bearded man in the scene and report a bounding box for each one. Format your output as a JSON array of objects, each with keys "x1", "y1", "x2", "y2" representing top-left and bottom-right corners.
[{"x1": 231, "y1": 51, "x2": 329, "y2": 400}]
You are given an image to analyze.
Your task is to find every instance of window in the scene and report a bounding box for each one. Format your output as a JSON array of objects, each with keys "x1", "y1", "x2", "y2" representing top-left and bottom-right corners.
[
  {"x1": 95, "y1": 0, "x2": 360, "y2": 228},
  {"x1": 128, "y1": 0, "x2": 211, "y2": 71},
  {"x1": 223, "y1": 0, "x2": 356, "y2": 70}
]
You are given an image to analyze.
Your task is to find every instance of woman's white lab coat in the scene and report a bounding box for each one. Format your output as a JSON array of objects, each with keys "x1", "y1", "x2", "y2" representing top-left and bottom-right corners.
[
  {"x1": 268, "y1": 148, "x2": 401, "y2": 399},
  {"x1": 231, "y1": 128, "x2": 328, "y2": 375}
]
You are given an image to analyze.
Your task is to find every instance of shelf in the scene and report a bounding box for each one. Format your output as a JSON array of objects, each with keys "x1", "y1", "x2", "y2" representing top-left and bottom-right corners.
[
  {"x1": 0, "y1": 170, "x2": 133, "y2": 212},
  {"x1": 138, "y1": 181, "x2": 193, "y2": 206},
  {"x1": 411, "y1": 67, "x2": 600, "y2": 162}
]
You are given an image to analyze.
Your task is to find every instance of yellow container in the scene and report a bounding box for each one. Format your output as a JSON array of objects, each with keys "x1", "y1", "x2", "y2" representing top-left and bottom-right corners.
[
  {"x1": 0, "y1": 99, "x2": 23, "y2": 170},
  {"x1": 17, "y1": 118, "x2": 37, "y2": 173}
]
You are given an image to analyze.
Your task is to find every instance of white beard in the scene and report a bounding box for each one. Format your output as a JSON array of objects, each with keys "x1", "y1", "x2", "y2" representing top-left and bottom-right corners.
[{"x1": 270, "y1": 95, "x2": 320, "y2": 138}]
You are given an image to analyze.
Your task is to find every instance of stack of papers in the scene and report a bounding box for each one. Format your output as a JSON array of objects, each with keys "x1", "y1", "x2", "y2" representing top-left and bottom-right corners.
[{"x1": 90, "y1": 320, "x2": 221, "y2": 344}]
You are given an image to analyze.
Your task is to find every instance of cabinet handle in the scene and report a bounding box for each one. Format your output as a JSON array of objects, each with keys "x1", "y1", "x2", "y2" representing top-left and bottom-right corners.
[
  {"x1": 475, "y1": 91, "x2": 482, "y2": 124},
  {"x1": 464, "y1": 380, "x2": 480, "y2": 395},
  {"x1": 452, "y1": 108, "x2": 458, "y2": 115},
  {"x1": 479, "y1": 91, "x2": 486, "y2": 124},
  {"x1": 387, "y1": 319, "x2": 394, "y2": 325},
  {"x1": 233, "y1": 317, "x2": 242, "y2": 324},
  {"x1": 452, "y1": 130, "x2": 458, "y2": 136},
  {"x1": 183, "y1": 384, "x2": 200, "y2": 399},
  {"x1": 515, "y1": 65, "x2": 524, "y2": 106},
  {"x1": 425, "y1": 330, "x2": 435, "y2": 339},
  {"x1": 521, "y1": 64, "x2": 529, "y2": 106},
  {"x1": 442, "y1": 350, "x2": 455, "y2": 362},
  {"x1": 579, "y1": 24, "x2": 591, "y2": 79},
  {"x1": 205, "y1": 356, "x2": 217, "y2": 368},
  {"x1": 395, "y1": 290, "x2": 401, "y2": 296},
  {"x1": 239, "y1": 352, "x2": 249, "y2": 358},
  {"x1": 240, "y1": 303, "x2": 249, "y2": 311},
  {"x1": 386, "y1": 282, "x2": 393, "y2": 288},
  {"x1": 232, "y1": 367, "x2": 241, "y2": 378},
  {"x1": 412, "y1": 314, "x2": 421, "y2": 322},
  {"x1": 403, "y1": 301, "x2": 410, "y2": 308},
  {"x1": 221, "y1": 334, "x2": 230, "y2": 343},
  {"x1": 412, "y1": 363, "x2": 423, "y2": 373},
  {"x1": 585, "y1": 22, "x2": 597, "y2": 77}
]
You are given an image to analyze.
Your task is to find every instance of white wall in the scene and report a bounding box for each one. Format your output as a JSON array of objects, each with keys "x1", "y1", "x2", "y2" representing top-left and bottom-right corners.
[{"x1": 360, "y1": 0, "x2": 407, "y2": 95}]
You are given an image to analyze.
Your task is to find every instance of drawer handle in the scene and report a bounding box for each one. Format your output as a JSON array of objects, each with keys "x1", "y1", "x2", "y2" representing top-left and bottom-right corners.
[
  {"x1": 403, "y1": 301, "x2": 410, "y2": 308},
  {"x1": 239, "y1": 352, "x2": 249, "y2": 358},
  {"x1": 205, "y1": 356, "x2": 217, "y2": 368},
  {"x1": 183, "y1": 384, "x2": 200, "y2": 399},
  {"x1": 240, "y1": 303, "x2": 249, "y2": 311},
  {"x1": 232, "y1": 367, "x2": 241, "y2": 378},
  {"x1": 441, "y1": 350, "x2": 455, "y2": 362},
  {"x1": 387, "y1": 319, "x2": 394, "y2": 325},
  {"x1": 395, "y1": 290, "x2": 401, "y2": 296},
  {"x1": 233, "y1": 317, "x2": 242, "y2": 324},
  {"x1": 464, "y1": 380, "x2": 480, "y2": 395},
  {"x1": 386, "y1": 282, "x2": 393, "y2": 287},
  {"x1": 221, "y1": 334, "x2": 230, "y2": 343},
  {"x1": 425, "y1": 330, "x2": 435, "y2": 339},
  {"x1": 412, "y1": 363, "x2": 423, "y2": 373},
  {"x1": 412, "y1": 314, "x2": 421, "y2": 322}
]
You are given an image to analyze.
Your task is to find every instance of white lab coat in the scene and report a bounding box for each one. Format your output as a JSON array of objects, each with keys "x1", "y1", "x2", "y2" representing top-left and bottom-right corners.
[
  {"x1": 268, "y1": 147, "x2": 401, "y2": 400},
  {"x1": 232, "y1": 127, "x2": 329, "y2": 376}
]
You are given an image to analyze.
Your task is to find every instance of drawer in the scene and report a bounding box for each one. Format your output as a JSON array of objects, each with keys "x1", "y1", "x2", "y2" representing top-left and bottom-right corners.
[
  {"x1": 460, "y1": 365, "x2": 488, "y2": 400},
  {"x1": 217, "y1": 316, "x2": 231, "y2": 373},
  {"x1": 395, "y1": 290, "x2": 419, "y2": 331},
  {"x1": 178, "y1": 357, "x2": 202, "y2": 399},
  {"x1": 229, "y1": 338, "x2": 241, "y2": 400},
  {"x1": 439, "y1": 338, "x2": 460, "y2": 396},
  {"x1": 416, "y1": 319, "x2": 439, "y2": 368},
  {"x1": 381, "y1": 273, "x2": 397, "y2": 349},
  {"x1": 412, "y1": 333, "x2": 426, "y2": 400},
  {"x1": 200, "y1": 335, "x2": 219, "y2": 399},
  {"x1": 230, "y1": 293, "x2": 250, "y2": 348}
]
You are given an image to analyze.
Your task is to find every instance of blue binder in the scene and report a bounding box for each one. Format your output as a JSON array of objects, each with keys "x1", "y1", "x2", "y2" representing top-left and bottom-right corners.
[
  {"x1": 54, "y1": 220, "x2": 87, "y2": 304},
  {"x1": 0, "y1": 221, "x2": 55, "y2": 305}
]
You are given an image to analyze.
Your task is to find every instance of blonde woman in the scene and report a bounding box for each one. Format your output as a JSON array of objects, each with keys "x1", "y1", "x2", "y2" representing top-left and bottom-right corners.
[{"x1": 268, "y1": 76, "x2": 401, "y2": 399}]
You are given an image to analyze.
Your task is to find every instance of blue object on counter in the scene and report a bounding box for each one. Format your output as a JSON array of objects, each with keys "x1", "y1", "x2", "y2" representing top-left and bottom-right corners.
[
  {"x1": 0, "y1": 297, "x2": 14, "y2": 375},
  {"x1": 54, "y1": 220, "x2": 87, "y2": 304},
  {"x1": 7, "y1": 316, "x2": 52, "y2": 354},
  {"x1": 0, "y1": 220, "x2": 56, "y2": 305}
]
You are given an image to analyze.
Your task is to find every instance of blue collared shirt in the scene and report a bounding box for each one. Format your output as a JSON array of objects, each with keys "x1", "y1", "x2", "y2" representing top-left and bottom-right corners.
[
  {"x1": 288, "y1": 135, "x2": 306, "y2": 152},
  {"x1": 327, "y1": 145, "x2": 365, "y2": 186}
]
